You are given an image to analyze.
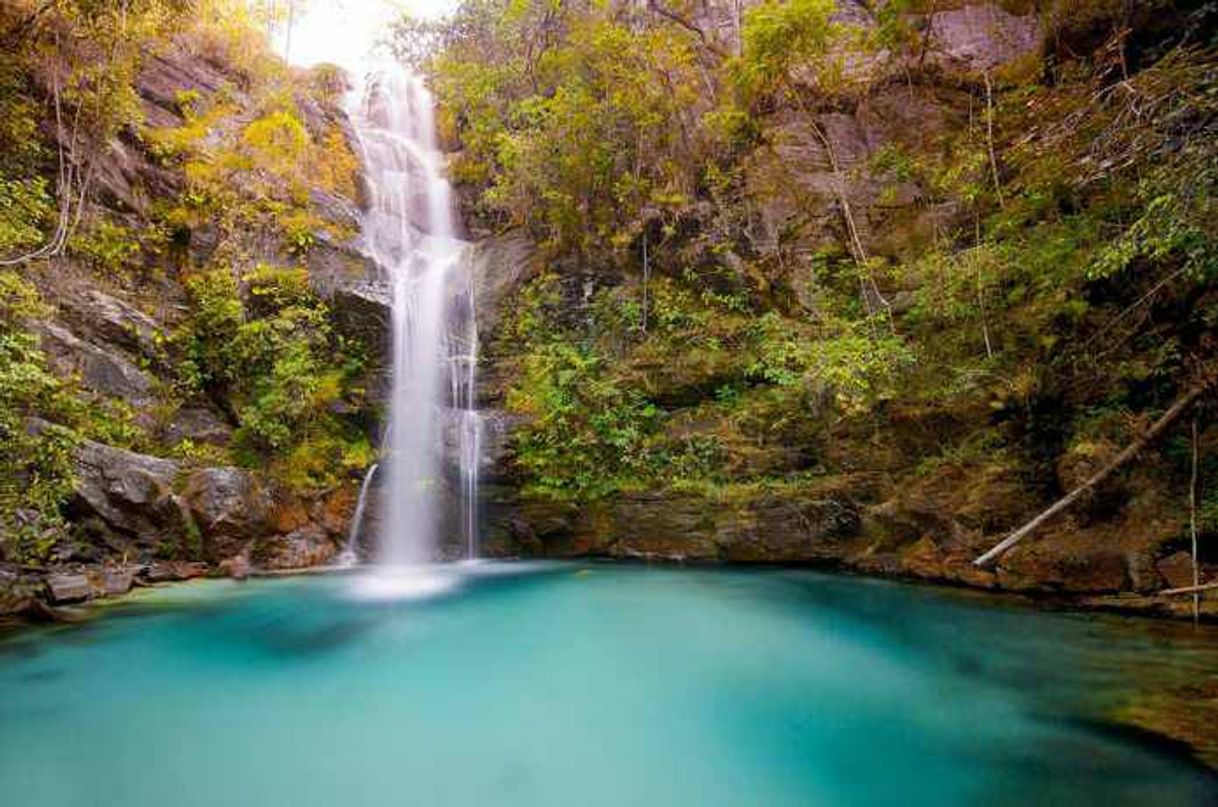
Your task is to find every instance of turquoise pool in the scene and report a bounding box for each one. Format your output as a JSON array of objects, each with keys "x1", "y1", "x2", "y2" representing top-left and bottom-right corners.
[{"x1": 1, "y1": 563, "x2": 1215, "y2": 806}]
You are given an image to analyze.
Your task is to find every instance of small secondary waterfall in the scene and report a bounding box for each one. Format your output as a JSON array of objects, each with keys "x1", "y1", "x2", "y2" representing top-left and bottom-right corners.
[
  {"x1": 338, "y1": 462, "x2": 379, "y2": 566},
  {"x1": 348, "y1": 65, "x2": 481, "y2": 566}
]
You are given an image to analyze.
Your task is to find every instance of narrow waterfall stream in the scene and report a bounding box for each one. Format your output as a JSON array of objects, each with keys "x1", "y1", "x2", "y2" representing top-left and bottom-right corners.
[{"x1": 347, "y1": 65, "x2": 481, "y2": 568}]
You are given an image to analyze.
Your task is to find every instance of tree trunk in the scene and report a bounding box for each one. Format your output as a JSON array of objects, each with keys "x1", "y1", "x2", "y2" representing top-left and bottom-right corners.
[
  {"x1": 1190, "y1": 416, "x2": 1200, "y2": 623},
  {"x1": 983, "y1": 72, "x2": 1005, "y2": 210}
]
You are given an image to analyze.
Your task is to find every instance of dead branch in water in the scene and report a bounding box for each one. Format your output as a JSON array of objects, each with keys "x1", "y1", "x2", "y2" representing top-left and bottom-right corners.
[{"x1": 1160, "y1": 581, "x2": 1218, "y2": 597}]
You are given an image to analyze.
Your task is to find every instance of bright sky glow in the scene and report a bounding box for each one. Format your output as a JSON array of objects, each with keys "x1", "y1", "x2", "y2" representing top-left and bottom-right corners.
[{"x1": 275, "y1": 0, "x2": 457, "y2": 68}]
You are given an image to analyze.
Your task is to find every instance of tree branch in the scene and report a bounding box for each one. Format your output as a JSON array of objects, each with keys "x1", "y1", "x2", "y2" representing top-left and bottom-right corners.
[
  {"x1": 974, "y1": 368, "x2": 1218, "y2": 567},
  {"x1": 647, "y1": 1, "x2": 729, "y2": 59}
]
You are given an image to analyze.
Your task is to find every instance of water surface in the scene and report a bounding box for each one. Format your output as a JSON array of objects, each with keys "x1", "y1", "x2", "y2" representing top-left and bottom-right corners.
[{"x1": 1, "y1": 564, "x2": 1215, "y2": 806}]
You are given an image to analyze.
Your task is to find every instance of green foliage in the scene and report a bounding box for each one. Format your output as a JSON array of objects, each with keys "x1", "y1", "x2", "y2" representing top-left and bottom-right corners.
[
  {"x1": 747, "y1": 312, "x2": 915, "y2": 413},
  {"x1": 0, "y1": 272, "x2": 78, "y2": 564},
  {"x1": 0, "y1": 177, "x2": 52, "y2": 255},
  {"x1": 500, "y1": 272, "x2": 744, "y2": 497},
  {"x1": 730, "y1": 0, "x2": 836, "y2": 98},
  {"x1": 403, "y1": 1, "x2": 707, "y2": 254},
  {"x1": 508, "y1": 341, "x2": 660, "y2": 496},
  {"x1": 144, "y1": 57, "x2": 359, "y2": 266},
  {"x1": 178, "y1": 265, "x2": 366, "y2": 492},
  {"x1": 499, "y1": 263, "x2": 915, "y2": 497},
  {"x1": 242, "y1": 109, "x2": 310, "y2": 174},
  {"x1": 69, "y1": 217, "x2": 141, "y2": 273}
]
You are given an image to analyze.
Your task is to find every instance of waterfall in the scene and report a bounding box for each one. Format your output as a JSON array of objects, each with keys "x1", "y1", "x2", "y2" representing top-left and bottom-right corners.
[
  {"x1": 338, "y1": 462, "x2": 379, "y2": 566},
  {"x1": 348, "y1": 65, "x2": 480, "y2": 567}
]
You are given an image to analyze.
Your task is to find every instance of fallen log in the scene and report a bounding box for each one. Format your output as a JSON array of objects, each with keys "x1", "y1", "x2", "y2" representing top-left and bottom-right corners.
[
  {"x1": 974, "y1": 371, "x2": 1217, "y2": 568},
  {"x1": 1159, "y1": 581, "x2": 1218, "y2": 597}
]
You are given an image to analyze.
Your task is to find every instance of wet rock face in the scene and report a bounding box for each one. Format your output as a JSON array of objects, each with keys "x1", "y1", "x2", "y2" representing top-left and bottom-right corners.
[
  {"x1": 482, "y1": 489, "x2": 862, "y2": 562},
  {"x1": 468, "y1": 231, "x2": 538, "y2": 338},
  {"x1": 330, "y1": 280, "x2": 392, "y2": 365}
]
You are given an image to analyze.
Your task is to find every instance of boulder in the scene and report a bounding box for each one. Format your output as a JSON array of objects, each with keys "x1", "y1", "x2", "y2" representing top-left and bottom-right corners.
[
  {"x1": 70, "y1": 439, "x2": 184, "y2": 544},
  {"x1": 101, "y1": 567, "x2": 137, "y2": 596},
  {"x1": 926, "y1": 3, "x2": 1041, "y2": 75},
  {"x1": 218, "y1": 553, "x2": 251, "y2": 580},
  {"x1": 141, "y1": 561, "x2": 209, "y2": 583},
  {"x1": 45, "y1": 574, "x2": 91, "y2": 604},
  {"x1": 162, "y1": 406, "x2": 233, "y2": 447},
  {"x1": 0, "y1": 567, "x2": 33, "y2": 616},
  {"x1": 256, "y1": 526, "x2": 339, "y2": 570},
  {"x1": 998, "y1": 545, "x2": 1130, "y2": 594},
  {"x1": 37, "y1": 322, "x2": 156, "y2": 405},
  {"x1": 57, "y1": 287, "x2": 165, "y2": 363},
  {"x1": 182, "y1": 467, "x2": 272, "y2": 557}
]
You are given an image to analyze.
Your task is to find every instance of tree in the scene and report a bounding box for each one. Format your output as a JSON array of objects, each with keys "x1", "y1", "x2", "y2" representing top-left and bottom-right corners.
[{"x1": 730, "y1": 0, "x2": 891, "y2": 322}]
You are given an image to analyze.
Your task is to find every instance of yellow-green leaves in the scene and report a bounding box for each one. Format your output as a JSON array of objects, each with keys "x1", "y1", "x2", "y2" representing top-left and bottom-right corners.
[
  {"x1": 408, "y1": 1, "x2": 705, "y2": 255},
  {"x1": 242, "y1": 110, "x2": 310, "y2": 174},
  {"x1": 732, "y1": 0, "x2": 835, "y2": 97}
]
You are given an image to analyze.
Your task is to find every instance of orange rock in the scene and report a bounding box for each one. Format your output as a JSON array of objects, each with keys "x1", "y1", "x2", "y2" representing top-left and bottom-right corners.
[
  {"x1": 899, "y1": 535, "x2": 949, "y2": 580},
  {"x1": 271, "y1": 499, "x2": 311, "y2": 534},
  {"x1": 317, "y1": 486, "x2": 357, "y2": 536}
]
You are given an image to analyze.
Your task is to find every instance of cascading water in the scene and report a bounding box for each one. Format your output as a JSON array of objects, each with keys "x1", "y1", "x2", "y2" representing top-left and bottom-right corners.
[{"x1": 347, "y1": 65, "x2": 481, "y2": 569}]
